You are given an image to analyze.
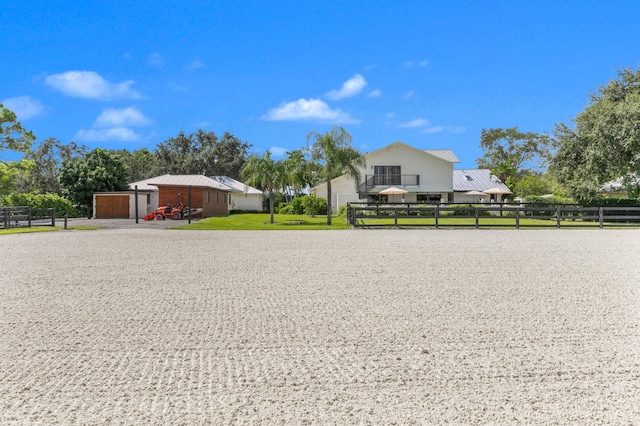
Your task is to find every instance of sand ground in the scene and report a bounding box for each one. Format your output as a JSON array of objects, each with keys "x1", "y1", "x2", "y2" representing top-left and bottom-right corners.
[{"x1": 1, "y1": 229, "x2": 639, "y2": 424}]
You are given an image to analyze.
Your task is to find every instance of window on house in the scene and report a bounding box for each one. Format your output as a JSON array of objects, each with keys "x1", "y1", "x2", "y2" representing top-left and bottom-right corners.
[
  {"x1": 417, "y1": 194, "x2": 442, "y2": 203},
  {"x1": 374, "y1": 166, "x2": 401, "y2": 185},
  {"x1": 215, "y1": 192, "x2": 219, "y2": 203},
  {"x1": 206, "y1": 191, "x2": 210, "y2": 203}
]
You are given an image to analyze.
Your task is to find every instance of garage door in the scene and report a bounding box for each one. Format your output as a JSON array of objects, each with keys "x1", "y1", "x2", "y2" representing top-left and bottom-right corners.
[{"x1": 95, "y1": 195, "x2": 130, "y2": 218}]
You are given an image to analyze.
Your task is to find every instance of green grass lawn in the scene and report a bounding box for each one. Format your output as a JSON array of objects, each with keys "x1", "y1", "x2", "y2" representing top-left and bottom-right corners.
[
  {"x1": 0, "y1": 225, "x2": 103, "y2": 235},
  {"x1": 175, "y1": 213, "x2": 350, "y2": 230},
  {"x1": 175, "y1": 213, "x2": 639, "y2": 230},
  {"x1": 354, "y1": 216, "x2": 638, "y2": 228},
  {"x1": 0, "y1": 227, "x2": 59, "y2": 235}
]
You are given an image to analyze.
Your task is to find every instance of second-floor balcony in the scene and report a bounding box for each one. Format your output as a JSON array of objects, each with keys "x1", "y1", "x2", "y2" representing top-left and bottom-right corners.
[{"x1": 362, "y1": 174, "x2": 420, "y2": 191}]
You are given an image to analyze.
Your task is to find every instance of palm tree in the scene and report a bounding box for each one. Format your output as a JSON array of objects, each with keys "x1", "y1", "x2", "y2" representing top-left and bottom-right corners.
[
  {"x1": 241, "y1": 151, "x2": 282, "y2": 224},
  {"x1": 307, "y1": 126, "x2": 364, "y2": 225},
  {"x1": 282, "y1": 149, "x2": 313, "y2": 201}
]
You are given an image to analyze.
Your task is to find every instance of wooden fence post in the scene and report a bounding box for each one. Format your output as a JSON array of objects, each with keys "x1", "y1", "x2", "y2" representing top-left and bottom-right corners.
[
  {"x1": 475, "y1": 207, "x2": 479, "y2": 229},
  {"x1": 435, "y1": 204, "x2": 439, "y2": 229},
  {"x1": 556, "y1": 206, "x2": 561, "y2": 229},
  {"x1": 516, "y1": 208, "x2": 520, "y2": 229},
  {"x1": 599, "y1": 207, "x2": 604, "y2": 229}
]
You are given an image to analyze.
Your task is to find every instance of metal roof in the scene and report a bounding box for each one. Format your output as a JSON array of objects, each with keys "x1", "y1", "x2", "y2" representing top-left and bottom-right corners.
[
  {"x1": 453, "y1": 169, "x2": 511, "y2": 192},
  {"x1": 210, "y1": 176, "x2": 263, "y2": 194},
  {"x1": 129, "y1": 174, "x2": 170, "y2": 191},
  {"x1": 424, "y1": 150, "x2": 460, "y2": 163},
  {"x1": 601, "y1": 173, "x2": 639, "y2": 192},
  {"x1": 146, "y1": 174, "x2": 233, "y2": 191}
]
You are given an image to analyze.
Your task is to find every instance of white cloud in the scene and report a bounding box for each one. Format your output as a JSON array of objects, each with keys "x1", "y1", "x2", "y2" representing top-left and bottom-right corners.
[
  {"x1": 263, "y1": 98, "x2": 360, "y2": 124},
  {"x1": 75, "y1": 127, "x2": 141, "y2": 142},
  {"x1": 403, "y1": 60, "x2": 430, "y2": 69},
  {"x1": 186, "y1": 59, "x2": 205, "y2": 70},
  {"x1": 395, "y1": 117, "x2": 465, "y2": 135},
  {"x1": 421, "y1": 126, "x2": 466, "y2": 135},
  {"x1": 447, "y1": 126, "x2": 466, "y2": 134},
  {"x1": 402, "y1": 90, "x2": 415, "y2": 99},
  {"x1": 268, "y1": 146, "x2": 288, "y2": 157},
  {"x1": 325, "y1": 74, "x2": 367, "y2": 100},
  {"x1": 422, "y1": 126, "x2": 444, "y2": 134},
  {"x1": 44, "y1": 71, "x2": 140, "y2": 100},
  {"x1": 94, "y1": 107, "x2": 151, "y2": 128},
  {"x1": 1, "y1": 96, "x2": 44, "y2": 120},
  {"x1": 368, "y1": 89, "x2": 382, "y2": 98},
  {"x1": 397, "y1": 118, "x2": 429, "y2": 128},
  {"x1": 147, "y1": 53, "x2": 164, "y2": 68}
]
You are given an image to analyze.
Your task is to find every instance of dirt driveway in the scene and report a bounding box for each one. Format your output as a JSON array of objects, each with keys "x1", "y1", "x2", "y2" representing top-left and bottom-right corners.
[{"x1": 62, "y1": 217, "x2": 200, "y2": 229}]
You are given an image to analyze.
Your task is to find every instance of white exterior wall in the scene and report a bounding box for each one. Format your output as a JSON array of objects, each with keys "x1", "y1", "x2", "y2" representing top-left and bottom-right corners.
[
  {"x1": 148, "y1": 191, "x2": 159, "y2": 213},
  {"x1": 313, "y1": 143, "x2": 455, "y2": 211},
  {"x1": 230, "y1": 193, "x2": 263, "y2": 211},
  {"x1": 131, "y1": 193, "x2": 148, "y2": 219},
  {"x1": 365, "y1": 145, "x2": 453, "y2": 192},
  {"x1": 313, "y1": 175, "x2": 362, "y2": 212}
]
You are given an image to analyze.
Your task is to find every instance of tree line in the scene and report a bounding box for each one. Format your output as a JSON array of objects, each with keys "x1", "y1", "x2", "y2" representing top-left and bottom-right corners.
[
  {"x1": 1, "y1": 107, "x2": 363, "y2": 220},
  {"x1": 2, "y1": 66, "x2": 640, "y2": 218}
]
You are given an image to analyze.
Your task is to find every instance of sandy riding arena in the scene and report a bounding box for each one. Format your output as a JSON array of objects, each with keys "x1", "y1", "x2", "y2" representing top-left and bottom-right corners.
[{"x1": 1, "y1": 229, "x2": 639, "y2": 424}]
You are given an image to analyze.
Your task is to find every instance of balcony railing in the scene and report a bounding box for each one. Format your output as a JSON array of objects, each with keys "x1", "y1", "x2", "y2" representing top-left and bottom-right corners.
[{"x1": 362, "y1": 174, "x2": 420, "y2": 191}]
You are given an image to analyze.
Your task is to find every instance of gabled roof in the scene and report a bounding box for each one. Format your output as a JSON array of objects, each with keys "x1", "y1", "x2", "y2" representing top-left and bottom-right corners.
[
  {"x1": 453, "y1": 169, "x2": 511, "y2": 192},
  {"x1": 129, "y1": 174, "x2": 170, "y2": 191},
  {"x1": 365, "y1": 141, "x2": 459, "y2": 164},
  {"x1": 424, "y1": 149, "x2": 460, "y2": 163},
  {"x1": 210, "y1": 176, "x2": 263, "y2": 195},
  {"x1": 146, "y1": 174, "x2": 233, "y2": 191}
]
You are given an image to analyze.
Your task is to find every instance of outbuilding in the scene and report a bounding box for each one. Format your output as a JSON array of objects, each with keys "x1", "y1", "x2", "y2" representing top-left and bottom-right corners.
[{"x1": 146, "y1": 174, "x2": 233, "y2": 217}]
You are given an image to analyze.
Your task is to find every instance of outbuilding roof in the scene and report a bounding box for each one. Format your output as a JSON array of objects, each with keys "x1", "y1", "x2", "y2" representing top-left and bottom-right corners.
[
  {"x1": 601, "y1": 173, "x2": 639, "y2": 192},
  {"x1": 210, "y1": 176, "x2": 263, "y2": 194},
  {"x1": 146, "y1": 174, "x2": 233, "y2": 191},
  {"x1": 453, "y1": 169, "x2": 511, "y2": 192},
  {"x1": 129, "y1": 174, "x2": 170, "y2": 191}
]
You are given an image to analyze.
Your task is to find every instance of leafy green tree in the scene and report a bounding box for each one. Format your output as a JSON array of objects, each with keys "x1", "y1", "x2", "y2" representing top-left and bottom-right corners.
[
  {"x1": 551, "y1": 68, "x2": 640, "y2": 199},
  {"x1": 307, "y1": 126, "x2": 364, "y2": 225},
  {"x1": 241, "y1": 151, "x2": 283, "y2": 224},
  {"x1": 154, "y1": 130, "x2": 251, "y2": 178},
  {"x1": 1, "y1": 102, "x2": 35, "y2": 156},
  {"x1": 281, "y1": 149, "x2": 314, "y2": 202},
  {"x1": 0, "y1": 161, "x2": 32, "y2": 195},
  {"x1": 510, "y1": 172, "x2": 570, "y2": 198},
  {"x1": 112, "y1": 147, "x2": 157, "y2": 182},
  {"x1": 15, "y1": 138, "x2": 86, "y2": 194},
  {"x1": 301, "y1": 194, "x2": 326, "y2": 217},
  {"x1": 0, "y1": 103, "x2": 36, "y2": 193},
  {"x1": 477, "y1": 127, "x2": 552, "y2": 183},
  {"x1": 60, "y1": 148, "x2": 129, "y2": 217},
  {"x1": 212, "y1": 131, "x2": 253, "y2": 179}
]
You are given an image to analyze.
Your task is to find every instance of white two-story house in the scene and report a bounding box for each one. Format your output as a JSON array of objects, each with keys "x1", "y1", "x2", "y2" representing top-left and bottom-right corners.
[{"x1": 312, "y1": 141, "x2": 461, "y2": 210}]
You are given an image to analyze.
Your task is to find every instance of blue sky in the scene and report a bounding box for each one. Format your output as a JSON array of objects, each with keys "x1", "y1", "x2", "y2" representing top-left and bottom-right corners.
[{"x1": 2, "y1": 1, "x2": 640, "y2": 169}]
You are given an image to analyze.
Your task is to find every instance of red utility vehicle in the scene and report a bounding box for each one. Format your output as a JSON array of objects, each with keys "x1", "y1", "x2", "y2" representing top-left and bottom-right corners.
[{"x1": 144, "y1": 203, "x2": 188, "y2": 221}]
